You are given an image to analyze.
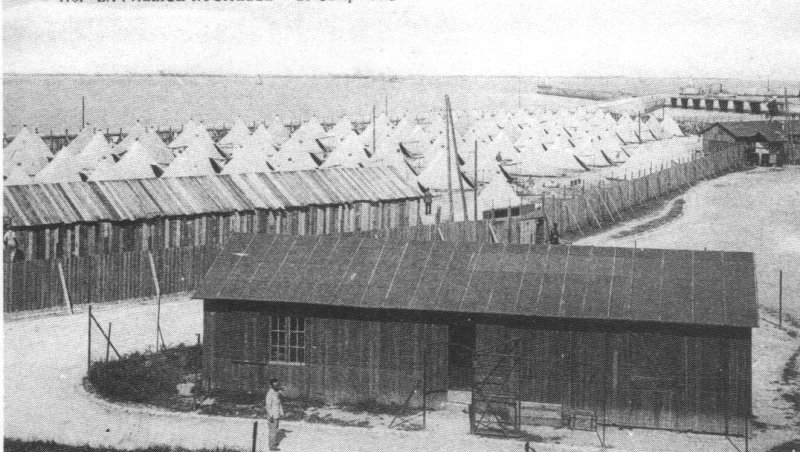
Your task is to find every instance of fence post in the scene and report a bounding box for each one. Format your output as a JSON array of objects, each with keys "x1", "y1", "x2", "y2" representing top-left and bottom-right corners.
[
  {"x1": 58, "y1": 262, "x2": 73, "y2": 314},
  {"x1": 778, "y1": 270, "x2": 783, "y2": 329},
  {"x1": 105, "y1": 322, "x2": 112, "y2": 363},
  {"x1": 251, "y1": 421, "x2": 258, "y2": 452},
  {"x1": 87, "y1": 305, "x2": 92, "y2": 373}
]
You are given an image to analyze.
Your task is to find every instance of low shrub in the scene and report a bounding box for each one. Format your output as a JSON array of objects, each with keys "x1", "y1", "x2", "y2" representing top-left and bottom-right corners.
[{"x1": 87, "y1": 343, "x2": 201, "y2": 405}]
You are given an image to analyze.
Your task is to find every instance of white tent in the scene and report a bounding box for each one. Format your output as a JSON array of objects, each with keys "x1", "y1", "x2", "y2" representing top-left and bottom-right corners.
[
  {"x1": 4, "y1": 164, "x2": 34, "y2": 185},
  {"x1": 245, "y1": 124, "x2": 280, "y2": 155},
  {"x1": 660, "y1": 116, "x2": 685, "y2": 137},
  {"x1": 3, "y1": 126, "x2": 52, "y2": 177},
  {"x1": 89, "y1": 142, "x2": 161, "y2": 181},
  {"x1": 217, "y1": 119, "x2": 253, "y2": 150},
  {"x1": 169, "y1": 120, "x2": 209, "y2": 149},
  {"x1": 116, "y1": 121, "x2": 149, "y2": 149},
  {"x1": 114, "y1": 129, "x2": 173, "y2": 165},
  {"x1": 73, "y1": 132, "x2": 116, "y2": 176},
  {"x1": 34, "y1": 151, "x2": 85, "y2": 183},
  {"x1": 58, "y1": 127, "x2": 95, "y2": 158},
  {"x1": 416, "y1": 145, "x2": 472, "y2": 191},
  {"x1": 329, "y1": 116, "x2": 355, "y2": 139},
  {"x1": 172, "y1": 127, "x2": 225, "y2": 161},
  {"x1": 161, "y1": 150, "x2": 219, "y2": 178},
  {"x1": 269, "y1": 151, "x2": 318, "y2": 172},
  {"x1": 321, "y1": 133, "x2": 368, "y2": 168},
  {"x1": 220, "y1": 144, "x2": 273, "y2": 175},
  {"x1": 267, "y1": 116, "x2": 290, "y2": 145},
  {"x1": 477, "y1": 171, "x2": 521, "y2": 213}
]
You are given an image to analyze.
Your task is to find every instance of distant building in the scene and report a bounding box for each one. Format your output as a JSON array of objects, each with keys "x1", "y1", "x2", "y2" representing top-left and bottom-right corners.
[{"x1": 701, "y1": 121, "x2": 792, "y2": 165}]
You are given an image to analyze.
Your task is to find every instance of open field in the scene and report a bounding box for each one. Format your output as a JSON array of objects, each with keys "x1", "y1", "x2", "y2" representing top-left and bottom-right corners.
[{"x1": 5, "y1": 166, "x2": 800, "y2": 451}]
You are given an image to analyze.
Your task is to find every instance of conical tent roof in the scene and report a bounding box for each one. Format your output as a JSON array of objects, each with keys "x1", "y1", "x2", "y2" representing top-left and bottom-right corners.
[
  {"x1": 543, "y1": 142, "x2": 589, "y2": 172},
  {"x1": 269, "y1": 151, "x2": 318, "y2": 172},
  {"x1": 321, "y1": 133, "x2": 368, "y2": 168},
  {"x1": 329, "y1": 116, "x2": 355, "y2": 138},
  {"x1": 221, "y1": 146, "x2": 273, "y2": 175},
  {"x1": 169, "y1": 120, "x2": 210, "y2": 149},
  {"x1": 267, "y1": 116, "x2": 290, "y2": 144},
  {"x1": 3, "y1": 127, "x2": 52, "y2": 177},
  {"x1": 293, "y1": 118, "x2": 327, "y2": 142},
  {"x1": 161, "y1": 150, "x2": 218, "y2": 178},
  {"x1": 660, "y1": 116, "x2": 685, "y2": 137},
  {"x1": 4, "y1": 164, "x2": 34, "y2": 185},
  {"x1": 58, "y1": 127, "x2": 95, "y2": 158},
  {"x1": 173, "y1": 128, "x2": 225, "y2": 160},
  {"x1": 477, "y1": 171, "x2": 521, "y2": 212},
  {"x1": 74, "y1": 132, "x2": 115, "y2": 173},
  {"x1": 218, "y1": 119, "x2": 252, "y2": 148},
  {"x1": 416, "y1": 145, "x2": 471, "y2": 191},
  {"x1": 362, "y1": 149, "x2": 416, "y2": 181},
  {"x1": 34, "y1": 151, "x2": 84, "y2": 183},
  {"x1": 244, "y1": 125, "x2": 279, "y2": 157},
  {"x1": 116, "y1": 121, "x2": 149, "y2": 149},
  {"x1": 115, "y1": 129, "x2": 173, "y2": 165},
  {"x1": 89, "y1": 142, "x2": 160, "y2": 181}
]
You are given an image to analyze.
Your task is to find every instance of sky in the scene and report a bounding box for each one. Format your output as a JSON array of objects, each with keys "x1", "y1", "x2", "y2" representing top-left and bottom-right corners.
[{"x1": 3, "y1": 0, "x2": 800, "y2": 79}]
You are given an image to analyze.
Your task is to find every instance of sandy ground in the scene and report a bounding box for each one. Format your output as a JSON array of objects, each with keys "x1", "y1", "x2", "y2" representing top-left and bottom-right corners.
[{"x1": 5, "y1": 166, "x2": 800, "y2": 451}]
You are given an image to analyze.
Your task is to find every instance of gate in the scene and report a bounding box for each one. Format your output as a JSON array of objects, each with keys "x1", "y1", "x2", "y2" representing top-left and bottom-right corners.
[{"x1": 470, "y1": 338, "x2": 522, "y2": 437}]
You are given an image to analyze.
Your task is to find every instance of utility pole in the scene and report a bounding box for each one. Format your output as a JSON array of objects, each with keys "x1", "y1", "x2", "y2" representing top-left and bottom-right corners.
[
  {"x1": 81, "y1": 96, "x2": 85, "y2": 131},
  {"x1": 445, "y1": 96, "x2": 454, "y2": 223},
  {"x1": 372, "y1": 105, "x2": 377, "y2": 156},
  {"x1": 474, "y1": 140, "x2": 478, "y2": 221},
  {"x1": 447, "y1": 96, "x2": 468, "y2": 221}
]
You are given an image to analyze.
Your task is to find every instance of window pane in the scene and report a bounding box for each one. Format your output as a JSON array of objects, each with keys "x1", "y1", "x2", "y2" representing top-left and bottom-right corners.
[{"x1": 297, "y1": 348, "x2": 305, "y2": 363}]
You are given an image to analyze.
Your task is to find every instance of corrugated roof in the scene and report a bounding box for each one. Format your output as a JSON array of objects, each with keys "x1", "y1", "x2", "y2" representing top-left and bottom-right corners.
[
  {"x1": 195, "y1": 233, "x2": 759, "y2": 328},
  {"x1": 702, "y1": 121, "x2": 791, "y2": 142},
  {"x1": 4, "y1": 167, "x2": 421, "y2": 227}
]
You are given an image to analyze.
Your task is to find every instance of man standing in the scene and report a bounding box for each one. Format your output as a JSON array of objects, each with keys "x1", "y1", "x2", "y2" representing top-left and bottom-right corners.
[
  {"x1": 423, "y1": 189, "x2": 433, "y2": 215},
  {"x1": 548, "y1": 222, "x2": 560, "y2": 245},
  {"x1": 265, "y1": 378, "x2": 284, "y2": 451}
]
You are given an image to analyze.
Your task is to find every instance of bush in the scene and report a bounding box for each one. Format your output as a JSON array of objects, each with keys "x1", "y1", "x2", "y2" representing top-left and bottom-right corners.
[{"x1": 87, "y1": 344, "x2": 201, "y2": 405}]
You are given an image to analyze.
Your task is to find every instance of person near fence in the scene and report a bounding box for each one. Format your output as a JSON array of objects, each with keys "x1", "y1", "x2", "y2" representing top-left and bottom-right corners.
[
  {"x1": 265, "y1": 378, "x2": 284, "y2": 451},
  {"x1": 423, "y1": 189, "x2": 433, "y2": 215},
  {"x1": 548, "y1": 222, "x2": 560, "y2": 245},
  {"x1": 3, "y1": 218, "x2": 22, "y2": 262}
]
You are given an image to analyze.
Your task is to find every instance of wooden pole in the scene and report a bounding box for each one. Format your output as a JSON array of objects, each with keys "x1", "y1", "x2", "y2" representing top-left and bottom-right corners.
[
  {"x1": 778, "y1": 270, "x2": 783, "y2": 329},
  {"x1": 148, "y1": 251, "x2": 161, "y2": 350},
  {"x1": 251, "y1": 421, "x2": 258, "y2": 452},
  {"x1": 448, "y1": 97, "x2": 469, "y2": 221},
  {"x1": 372, "y1": 105, "x2": 377, "y2": 157},
  {"x1": 81, "y1": 96, "x2": 85, "y2": 131},
  {"x1": 88, "y1": 304, "x2": 92, "y2": 372},
  {"x1": 474, "y1": 140, "x2": 479, "y2": 221},
  {"x1": 445, "y1": 96, "x2": 454, "y2": 222},
  {"x1": 58, "y1": 262, "x2": 73, "y2": 314},
  {"x1": 105, "y1": 322, "x2": 112, "y2": 363}
]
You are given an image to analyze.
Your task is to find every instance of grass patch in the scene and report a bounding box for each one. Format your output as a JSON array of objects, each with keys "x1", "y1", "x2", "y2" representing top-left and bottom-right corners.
[
  {"x1": 86, "y1": 343, "x2": 201, "y2": 407},
  {"x1": 612, "y1": 198, "x2": 685, "y2": 239},
  {"x1": 3, "y1": 438, "x2": 240, "y2": 452},
  {"x1": 305, "y1": 412, "x2": 371, "y2": 428},
  {"x1": 768, "y1": 439, "x2": 800, "y2": 452}
]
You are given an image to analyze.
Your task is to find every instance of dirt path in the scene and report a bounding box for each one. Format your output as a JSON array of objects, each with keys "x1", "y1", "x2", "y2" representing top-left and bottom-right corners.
[{"x1": 5, "y1": 166, "x2": 800, "y2": 452}]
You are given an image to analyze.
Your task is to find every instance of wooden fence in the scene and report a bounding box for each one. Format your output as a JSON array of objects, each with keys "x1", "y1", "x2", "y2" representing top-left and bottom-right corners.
[
  {"x1": 3, "y1": 146, "x2": 746, "y2": 313},
  {"x1": 4, "y1": 245, "x2": 219, "y2": 313}
]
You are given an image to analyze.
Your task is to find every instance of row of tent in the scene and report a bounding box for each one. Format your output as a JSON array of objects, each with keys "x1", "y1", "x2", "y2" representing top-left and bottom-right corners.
[{"x1": 4, "y1": 107, "x2": 690, "y2": 213}]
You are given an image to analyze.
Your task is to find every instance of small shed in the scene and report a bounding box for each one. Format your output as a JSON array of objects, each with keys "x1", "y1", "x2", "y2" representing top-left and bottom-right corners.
[
  {"x1": 196, "y1": 233, "x2": 757, "y2": 436},
  {"x1": 700, "y1": 121, "x2": 788, "y2": 165}
]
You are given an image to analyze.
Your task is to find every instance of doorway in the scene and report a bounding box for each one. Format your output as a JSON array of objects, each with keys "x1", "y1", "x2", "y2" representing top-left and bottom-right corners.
[{"x1": 448, "y1": 321, "x2": 476, "y2": 390}]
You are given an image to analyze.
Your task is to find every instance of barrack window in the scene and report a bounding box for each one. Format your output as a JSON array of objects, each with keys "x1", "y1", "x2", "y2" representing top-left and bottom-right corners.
[{"x1": 270, "y1": 316, "x2": 305, "y2": 364}]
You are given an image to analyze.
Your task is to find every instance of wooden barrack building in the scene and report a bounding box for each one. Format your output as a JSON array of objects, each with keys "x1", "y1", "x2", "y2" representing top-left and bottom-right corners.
[
  {"x1": 196, "y1": 233, "x2": 757, "y2": 437},
  {"x1": 3, "y1": 167, "x2": 421, "y2": 261}
]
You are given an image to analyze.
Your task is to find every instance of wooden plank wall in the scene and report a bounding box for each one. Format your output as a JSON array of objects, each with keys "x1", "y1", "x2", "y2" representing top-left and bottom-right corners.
[
  {"x1": 476, "y1": 323, "x2": 751, "y2": 436},
  {"x1": 205, "y1": 309, "x2": 449, "y2": 406}
]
